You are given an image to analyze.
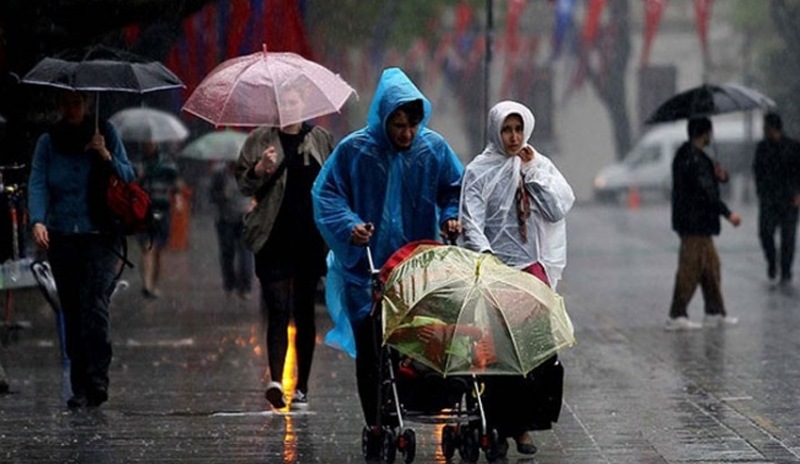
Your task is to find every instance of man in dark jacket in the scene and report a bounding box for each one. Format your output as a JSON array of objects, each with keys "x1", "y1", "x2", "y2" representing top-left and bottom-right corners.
[
  {"x1": 752, "y1": 112, "x2": 800, "y2": 285},
  {"x1": 666, "y1": 117, "x2": 741, "y2": 331}
]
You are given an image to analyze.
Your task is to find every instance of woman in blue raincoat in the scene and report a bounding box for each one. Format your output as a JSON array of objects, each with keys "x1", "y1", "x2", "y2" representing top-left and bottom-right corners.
[{"x1": 312, "y1": 67, "x2": 463, "y2": 431}]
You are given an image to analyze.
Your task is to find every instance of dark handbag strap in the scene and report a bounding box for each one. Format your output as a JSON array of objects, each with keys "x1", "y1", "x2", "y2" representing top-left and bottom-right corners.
[{"x1": 252, "y1": 160, "x2": 287, "y2": 203}]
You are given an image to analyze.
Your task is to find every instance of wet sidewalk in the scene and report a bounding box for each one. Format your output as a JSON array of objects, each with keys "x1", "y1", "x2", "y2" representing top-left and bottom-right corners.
[{"x1": 1, "y1": 203, "x2": 800, "y2": 463}]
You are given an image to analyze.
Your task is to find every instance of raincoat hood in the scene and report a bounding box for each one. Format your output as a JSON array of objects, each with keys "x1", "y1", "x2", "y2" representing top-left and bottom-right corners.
[
  {"x1": 485, "y1": 100, "x2": 536, "y2": 157},
  {"x1": 312, "y1": 67, "x2": 464, "y2": 341},
  {"x1": 366, "y1": 67, "x2": 432, "y2": 148},
  {"x1": 459, "y1": 100, "x2": 574, "y2": 288}
]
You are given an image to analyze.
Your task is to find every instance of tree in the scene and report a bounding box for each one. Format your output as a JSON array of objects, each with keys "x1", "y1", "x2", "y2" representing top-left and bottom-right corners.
[
  {"x1": 583, "y1": 0, "x2": 633, "y2": 160},
  {"x1": 732, "y1": 0, "x2": 800, "y2": 134}
]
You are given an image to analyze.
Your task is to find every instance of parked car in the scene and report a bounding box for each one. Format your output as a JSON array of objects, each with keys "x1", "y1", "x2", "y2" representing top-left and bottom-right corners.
[{"x1": 592, "y1": 118, "x2": 762, "y2": 203}]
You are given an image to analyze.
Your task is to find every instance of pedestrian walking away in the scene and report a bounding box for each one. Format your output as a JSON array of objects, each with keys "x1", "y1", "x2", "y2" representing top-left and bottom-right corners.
[
  {"x1": 209, "y1": 159, "x2": 253, "y2": 300},
  {"x1": 311, "y1": 67, "x2": 463, "y2": 440},
  {"x1": 235, "y1": 86, "x2": 335, "y2": 412},
  {"x1": 27, "y1": 90, "x2": 135, "y2": 409},
  {"x1": 666, "y1": 116, "x2": 741, "y2": 331},
  {"x1": 752, "y1": 111, "x2": 800, "y2": 285},
  {"x1": 459, "y1": 100, "x2": 575, "y2": 456},
  {"x1": 134, "y1": 139, "x2": 182, "y2": 299}
]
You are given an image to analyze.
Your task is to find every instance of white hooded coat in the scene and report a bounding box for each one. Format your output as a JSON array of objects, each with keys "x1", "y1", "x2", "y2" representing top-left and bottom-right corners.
[{"x1": 459, "y1": 101, "x2": 575, "y2": 288}]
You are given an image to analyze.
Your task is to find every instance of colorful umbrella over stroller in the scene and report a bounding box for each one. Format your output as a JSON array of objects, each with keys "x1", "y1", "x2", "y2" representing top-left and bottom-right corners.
[{"x1": 380, "y1": 242, "x2": 575, "y2": 377}]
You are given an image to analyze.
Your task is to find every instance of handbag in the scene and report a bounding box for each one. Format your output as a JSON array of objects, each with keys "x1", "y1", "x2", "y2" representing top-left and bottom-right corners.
[{"x1": 107, "y1": 173, "x2": 152, "y2": 236}]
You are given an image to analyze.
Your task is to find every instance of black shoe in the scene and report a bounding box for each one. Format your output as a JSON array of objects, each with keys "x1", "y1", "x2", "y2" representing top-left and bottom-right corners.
[
  {"x1": 768, "y1": 263, "x2": 777, "y2": 281},
  {"x1": 87, "y1": 388, "x2": 108, "y2": 407},
  {"x1": 67, "y1": 395, "x2": 88, "y2": 409},
  {"x1": 142, "y1": 288, "x2": 161, "y2": 300},
  {"x1": 515, "y1": 432, "x2": 538, "y2": 455}
]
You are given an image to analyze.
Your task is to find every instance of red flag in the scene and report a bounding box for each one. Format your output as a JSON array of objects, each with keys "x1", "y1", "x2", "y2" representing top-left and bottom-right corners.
[
  {"x1": 499, "y1": 0, "x2": 527, "y2": 99},
  {"x1": 640, "y1": 0, "x2": 668, "y2": 68},
  {"x1": 582, "y1": 0, "x2": 606, "y2": 44},
  {"x1": 694, "y1": 0, "x2": 713, "y2": 61}
]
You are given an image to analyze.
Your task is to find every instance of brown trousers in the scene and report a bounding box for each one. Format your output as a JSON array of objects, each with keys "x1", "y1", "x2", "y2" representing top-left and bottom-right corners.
[{"x1": 669, "y1": 236, "x2": 726, "y2": 318}]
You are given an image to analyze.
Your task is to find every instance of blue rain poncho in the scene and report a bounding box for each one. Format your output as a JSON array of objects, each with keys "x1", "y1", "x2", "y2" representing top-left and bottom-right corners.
[
  {"x1": 312, "y1": 68, "x2": 464, "y2": 357},
  {"x1": 459, "y1": 101, "x2": 575, "y2": 288}
]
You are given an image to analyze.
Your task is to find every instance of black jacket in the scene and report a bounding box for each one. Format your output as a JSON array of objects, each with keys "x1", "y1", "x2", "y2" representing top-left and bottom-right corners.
[
  {"x1": 752, "y1": 136, "x2": 800, "y2": 206},
  {"x1": 671, "y1": 141, "x2": 731, "y2": 236}
]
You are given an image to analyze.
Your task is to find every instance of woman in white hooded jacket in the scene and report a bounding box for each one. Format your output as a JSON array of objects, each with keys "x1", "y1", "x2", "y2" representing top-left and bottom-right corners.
[{"x1": 459, "y1": 100, "x2": 574, "y2": 455}]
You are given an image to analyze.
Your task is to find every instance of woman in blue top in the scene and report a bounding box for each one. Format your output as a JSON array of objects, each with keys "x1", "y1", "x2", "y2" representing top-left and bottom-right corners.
[
  {"x1": 312, "y1": 68, "x2": 463, "y2": 434},
  {"x1": 28, "y1": 90, "x2": 134, "y2": 409}
]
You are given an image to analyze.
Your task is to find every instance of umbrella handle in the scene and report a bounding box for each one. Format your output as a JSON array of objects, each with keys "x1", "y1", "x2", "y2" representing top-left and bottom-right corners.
[
  {"x1": 365, "y1": 246, "x2": 376, "y2": 274},
  {"x1": 95, "y1": 91, "x2": 100, "y2": 131}
]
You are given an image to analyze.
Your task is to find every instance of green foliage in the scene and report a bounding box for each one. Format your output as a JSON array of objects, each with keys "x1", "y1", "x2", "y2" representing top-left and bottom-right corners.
[
  {"x1": 307, "y1": 0, "x2": 486, "y2": 52},
  {"x1": 731, "y1": 0, "x2": 800, "y2": 133}
]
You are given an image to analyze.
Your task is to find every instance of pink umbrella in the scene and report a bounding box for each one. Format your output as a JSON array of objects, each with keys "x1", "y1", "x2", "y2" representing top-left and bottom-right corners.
[{"x1": 182, "y1": 45, "x2": 356, "y2": 128}]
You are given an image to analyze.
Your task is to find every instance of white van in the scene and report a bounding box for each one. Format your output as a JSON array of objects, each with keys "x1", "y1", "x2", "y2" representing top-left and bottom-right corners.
[{"x1": 592, "y1": 118, "x2": 762, "y2": 202}]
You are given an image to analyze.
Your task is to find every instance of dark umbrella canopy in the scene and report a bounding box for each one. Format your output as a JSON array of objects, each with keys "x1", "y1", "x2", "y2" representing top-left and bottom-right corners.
[
  {"x1": 21, "y1": 45, "x2": 184, "y2": 94},
  {"x1": 645, "y1": 83, "x2": 775, "y2": 125}
]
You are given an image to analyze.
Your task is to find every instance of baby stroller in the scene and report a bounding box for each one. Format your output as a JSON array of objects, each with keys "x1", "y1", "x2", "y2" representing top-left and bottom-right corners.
[{"x1": 360, "y1": 240, "x2": 576, "y2": 463}]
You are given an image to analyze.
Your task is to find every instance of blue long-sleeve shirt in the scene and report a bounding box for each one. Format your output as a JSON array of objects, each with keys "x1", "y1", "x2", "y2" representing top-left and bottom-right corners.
[{"x1": 28, "y1": 120, "x2": 134, "y2": 234}]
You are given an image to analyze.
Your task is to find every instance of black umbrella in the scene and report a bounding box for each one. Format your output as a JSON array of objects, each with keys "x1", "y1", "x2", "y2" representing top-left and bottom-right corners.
[
  {"x1": 645, "y1": 83, "x2": 775, "y2": 125},
  {"x1": 22, "y1": 44, "x2": 183, "y2": 93},
  {"x1": 21, "y1": 45, "x2": 184, "y2": 126}
]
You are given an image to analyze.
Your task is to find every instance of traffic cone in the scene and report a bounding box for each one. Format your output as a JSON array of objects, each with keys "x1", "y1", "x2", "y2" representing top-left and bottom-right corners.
[{"x1": 627, "y1": 186, "x2": 641, "y2": 210}]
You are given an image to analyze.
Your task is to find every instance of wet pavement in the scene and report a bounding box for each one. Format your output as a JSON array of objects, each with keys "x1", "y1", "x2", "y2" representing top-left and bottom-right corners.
[{"x1": 2, "y1": 202, "x2": 800, "y2": 463}]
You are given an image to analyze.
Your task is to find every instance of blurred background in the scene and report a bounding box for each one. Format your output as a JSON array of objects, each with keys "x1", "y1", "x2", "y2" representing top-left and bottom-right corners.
[{"x1": 0, "y1": 0, "x2": 798, "y2": 212}]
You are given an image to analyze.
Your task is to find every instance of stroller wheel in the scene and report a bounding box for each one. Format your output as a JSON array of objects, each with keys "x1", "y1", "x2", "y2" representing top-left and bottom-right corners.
[
  {"x1": 381, "y1": 427, "x2": 397, "y2": 463},
  {"x1": 399, "y1": 428, "x2": 416, "y2": 463},
  {"x1": 484, "y1": 429, "x2": 507, "y2": 462},
  {"x1": 361, "y1": 425, "x2": 381, "y2": 460},
  {"x1": 458, "y1": 426, "x2": 480, "y2": 463},
  {"x1": 441, "y1": 425, "x2": 457, "y2": 460}
]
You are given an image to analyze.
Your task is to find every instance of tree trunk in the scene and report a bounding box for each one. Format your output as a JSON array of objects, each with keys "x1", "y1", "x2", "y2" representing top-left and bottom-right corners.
[{"x1": 587, "y1": 0, "x2": 632, "y2": 160}]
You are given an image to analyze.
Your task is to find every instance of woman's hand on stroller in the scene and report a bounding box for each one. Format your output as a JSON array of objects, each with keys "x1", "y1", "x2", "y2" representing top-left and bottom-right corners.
[{"x1": 440, "y1": 219, "x2": 461, "y2": 244}]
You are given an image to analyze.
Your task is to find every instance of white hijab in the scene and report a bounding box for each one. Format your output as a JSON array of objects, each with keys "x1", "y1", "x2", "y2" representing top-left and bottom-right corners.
[{"x1": 459, "y1": 101, "x2": 574, "y2": 288}]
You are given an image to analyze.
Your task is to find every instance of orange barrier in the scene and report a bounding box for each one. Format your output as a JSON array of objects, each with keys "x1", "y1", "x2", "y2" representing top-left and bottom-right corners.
[
  {"x1": 167, "y1": 185, "x2": 193, "y2": 251},
  {"x1": 627, "y1": 187, "x2": 641, "y2": 210}
]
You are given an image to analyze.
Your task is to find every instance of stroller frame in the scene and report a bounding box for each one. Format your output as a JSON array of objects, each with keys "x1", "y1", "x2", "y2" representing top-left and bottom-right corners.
[{"x1": 360, "y1": 247, "x2": 507, "y2": 463}]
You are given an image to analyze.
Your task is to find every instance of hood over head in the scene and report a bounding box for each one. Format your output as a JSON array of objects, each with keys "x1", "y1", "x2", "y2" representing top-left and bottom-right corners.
[
  {"x1": 485, "y1": 100, "x2": 535, "y2": 156},
  {"x1": 366, "y1": 67, "x2": 432, "y2": 147}
]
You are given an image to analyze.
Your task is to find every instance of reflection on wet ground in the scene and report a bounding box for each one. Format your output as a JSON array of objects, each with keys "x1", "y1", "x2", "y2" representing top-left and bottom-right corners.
[{"x1": 2, "y1": 205, "x2": 800, "y2": 463}]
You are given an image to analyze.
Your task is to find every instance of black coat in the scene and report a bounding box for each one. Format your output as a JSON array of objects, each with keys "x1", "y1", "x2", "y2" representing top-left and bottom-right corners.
[
  {"x1": 752, "y1": 136, "x2": 800, "y2": 207},
  {"x1": 671, "y1": 141, "x2": 731, "y2": 236}
]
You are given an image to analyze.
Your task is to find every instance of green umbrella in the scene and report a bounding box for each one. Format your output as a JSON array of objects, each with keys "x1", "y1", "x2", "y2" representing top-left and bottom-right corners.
[
  {"x1": 178, "y1": 129, "x2": 248, "y2": 161},
  {"x1": 381, "y1": 243, "x2": 575, "y2": 377}
]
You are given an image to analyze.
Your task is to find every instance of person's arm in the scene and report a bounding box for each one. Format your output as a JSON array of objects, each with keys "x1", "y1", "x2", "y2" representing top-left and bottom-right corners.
[
  {"x1": 234, "y1": 128, "x2": 283, "y2": 197},
  {"x1": 435, "y1": 141, "x2": 464, "y2": 238},
  {"x1": 101, "y1": 121, "x2": 134, "y2": 182},
  {"x1": 692, "y1": 154, "x2": 735, "y2": 221},
  {"x1": 28, "y1": 135, "x2": 51, "y2": 249},
  {"x1": 752, "y1": 141, "x2": 766, "y2": 199},
  {"x1": 458, "y1": 166, "x2": 492, "y2": 253},
  {"x1": 311, "y1": 143, "x2": 367, "y2": 269},
  {"x1": 521, "y1": 148, "x2": 575, "y2": 223}
]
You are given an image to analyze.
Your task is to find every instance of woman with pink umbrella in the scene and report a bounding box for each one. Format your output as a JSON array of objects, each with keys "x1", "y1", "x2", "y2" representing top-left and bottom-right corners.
[{"x1": 183, "y1": 46, "x2": 355, "y2": 411}]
